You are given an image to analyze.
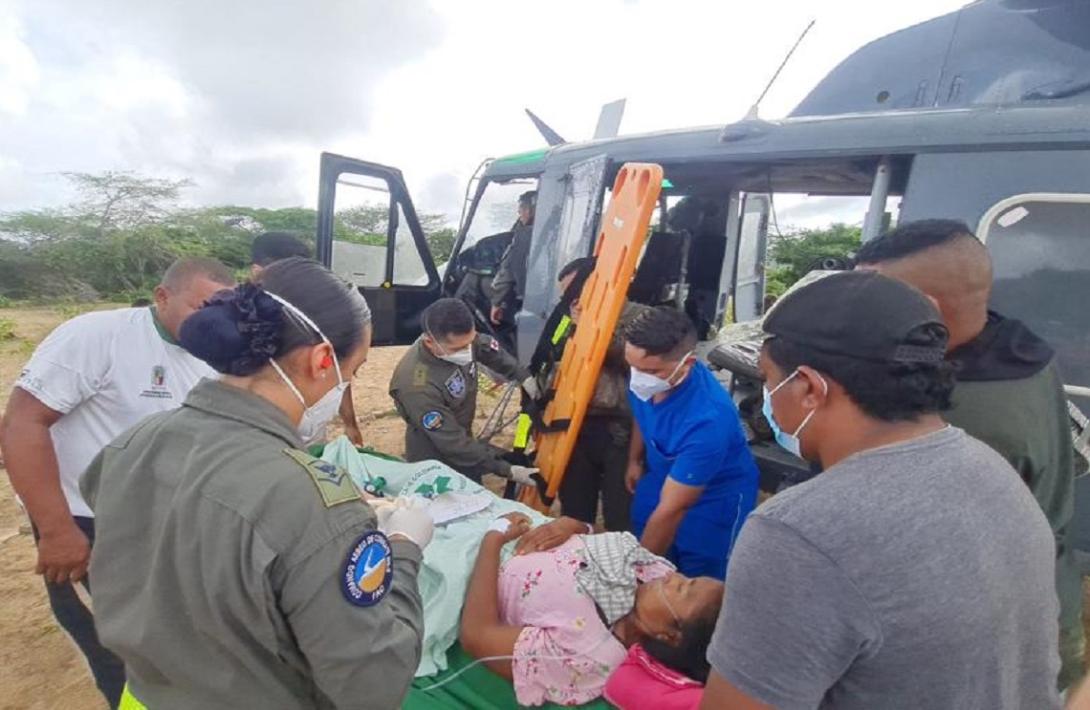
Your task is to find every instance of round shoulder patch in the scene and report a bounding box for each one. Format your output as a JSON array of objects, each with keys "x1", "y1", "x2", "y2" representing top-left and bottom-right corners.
[
  {"x1": 342, "y1": 531, "x2": 394, "y2": 607},
  {"x1": 421, "y1": 410, "x2": 443, "y2": 431}
]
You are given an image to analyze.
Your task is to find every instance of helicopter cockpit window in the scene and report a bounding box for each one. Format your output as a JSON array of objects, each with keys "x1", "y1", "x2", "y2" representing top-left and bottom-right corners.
[
  {"x1": 981, "y1": 196, "x2": 1090, "y2": 415},
  {"x1": 462, "y1": 178, "x2": 539, "y2": 252}
]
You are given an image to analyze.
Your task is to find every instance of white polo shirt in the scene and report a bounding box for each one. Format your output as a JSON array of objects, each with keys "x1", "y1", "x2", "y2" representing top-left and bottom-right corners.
[{"x1": 15, "y1": 307, "x2": 214, "y2": 518}]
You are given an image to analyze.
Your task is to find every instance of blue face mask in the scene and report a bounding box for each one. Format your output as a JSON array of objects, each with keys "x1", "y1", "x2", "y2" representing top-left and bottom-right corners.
[{"x1": 762, "y1": 369, "x2": 827, "y2": 459}]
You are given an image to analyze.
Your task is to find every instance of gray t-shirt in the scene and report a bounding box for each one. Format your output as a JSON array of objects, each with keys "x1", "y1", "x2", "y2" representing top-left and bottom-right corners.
[{"x1": 708, "y1": 427, "x2": 1060, "y2": 710}]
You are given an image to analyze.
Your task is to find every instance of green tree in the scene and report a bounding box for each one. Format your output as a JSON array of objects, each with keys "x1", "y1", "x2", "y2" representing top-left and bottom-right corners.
[
  {"x1": 766, "y1": 223, "x2": 861, "y2": 296},
  {"x1": 0, "y1": 170, "x2": 460, "y2": 301},
  {"x1": 64, "y1": 171, "x2": 192, "y2": 236},
  {"x1": 426, "y1": 228, "x2": 457, "y2": 262},
  {"x1": 0, "y1": 209, "x2": 82, "y2": 243}
]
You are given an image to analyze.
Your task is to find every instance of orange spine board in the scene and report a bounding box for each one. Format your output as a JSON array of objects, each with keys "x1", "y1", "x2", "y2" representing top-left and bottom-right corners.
[{"x1": 521, "y1": 163, "x2": 663, "y2": 511}]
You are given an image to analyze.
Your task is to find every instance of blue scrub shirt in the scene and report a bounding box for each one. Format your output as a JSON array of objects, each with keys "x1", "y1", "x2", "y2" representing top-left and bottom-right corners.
[{"x1": 629, "y1": 361, "x2": 759, "y2": 579}]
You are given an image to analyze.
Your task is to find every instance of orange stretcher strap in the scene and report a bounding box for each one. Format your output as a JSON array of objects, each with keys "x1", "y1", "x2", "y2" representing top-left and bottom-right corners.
[{"x1": 520, "y1": 163, "x2": 663, "y2": 511}]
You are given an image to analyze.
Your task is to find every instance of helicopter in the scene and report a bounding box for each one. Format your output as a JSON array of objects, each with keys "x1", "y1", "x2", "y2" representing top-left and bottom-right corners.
[{"x1": 314, "y1": 0, "x2": 1090, "y2": 550}]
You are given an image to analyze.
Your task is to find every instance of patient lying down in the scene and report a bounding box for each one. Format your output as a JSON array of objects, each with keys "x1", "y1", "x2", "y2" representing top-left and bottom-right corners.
[{"x1": 459, "y1": 514, "x2": 723, "y2": 707}]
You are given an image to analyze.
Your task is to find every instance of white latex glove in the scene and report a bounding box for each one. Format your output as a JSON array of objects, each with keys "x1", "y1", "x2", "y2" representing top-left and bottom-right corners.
[
  {"x1": 521, "y1": 376, "x2": 541, "y2": 401},
  {"x1": 509, "y1": 465, "x2": 540, "y2": 486},
  {"x1": 381, "y1": 506, "x2": 435, "y2": 550},
  {"x1": 368, "y1": 498, "x2": 397, "y2": 529}
]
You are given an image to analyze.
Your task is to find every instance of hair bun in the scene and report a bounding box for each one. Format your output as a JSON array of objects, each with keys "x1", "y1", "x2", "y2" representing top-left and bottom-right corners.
[{"x1": 179, "y1": 283, "x2": 283, "y2": 375}]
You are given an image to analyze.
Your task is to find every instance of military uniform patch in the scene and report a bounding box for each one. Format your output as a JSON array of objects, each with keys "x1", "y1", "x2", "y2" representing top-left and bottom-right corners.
[
  {"x1": 283, "y1": 449, "x2": 361, "y2": 508},
  {"x1": 412, "y1": 364, "x2": 429, "y2": 388},
  {"x1": 421, "y1": 410, "x2": 443, "y2": 430},
  {"x1": 342, "y1": 531, "x2": 393, "y2": 607},
  {"x1": 445, "y1": 370, "x2": 466, "y2": 398},
  {"x1": 488, "y1": 337, "x2": 500, "y2": 352}
]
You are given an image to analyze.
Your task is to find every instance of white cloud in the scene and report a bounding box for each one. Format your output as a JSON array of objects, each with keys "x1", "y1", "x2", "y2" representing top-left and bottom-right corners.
[
  {"x1": 352, "y1": 0, "x2": 967, "y2": 221},
  {"x1": 0, "y1": 0, "x2": 966, "y2": 220},
  {"x1": 0, "y1": 14, "x2": 38, "y2": 116}
]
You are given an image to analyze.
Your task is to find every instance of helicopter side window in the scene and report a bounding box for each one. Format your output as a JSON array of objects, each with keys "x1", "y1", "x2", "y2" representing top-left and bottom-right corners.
[
  {"x1": 329, "y1": 174, "x2": 407, "y2": 288},
  {"x1": 981, "y1": 195, "x2": 1090, "y2": 415}
]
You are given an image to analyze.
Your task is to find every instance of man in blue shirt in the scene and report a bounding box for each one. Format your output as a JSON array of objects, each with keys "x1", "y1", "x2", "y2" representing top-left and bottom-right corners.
[{"x1": 624, "y1": 306, "x2": 759, "y2": 579}]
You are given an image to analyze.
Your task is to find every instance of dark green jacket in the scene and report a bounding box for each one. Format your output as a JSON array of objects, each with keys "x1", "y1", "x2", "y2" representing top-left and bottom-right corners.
[{"x1": 945, "y1": 354, "x2": 1081, "y2": 686}]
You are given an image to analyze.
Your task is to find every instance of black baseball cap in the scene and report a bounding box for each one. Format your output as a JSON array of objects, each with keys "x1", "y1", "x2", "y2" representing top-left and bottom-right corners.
[{"x1": 763, "y1": 271, "x2": 948, "y2": 364}]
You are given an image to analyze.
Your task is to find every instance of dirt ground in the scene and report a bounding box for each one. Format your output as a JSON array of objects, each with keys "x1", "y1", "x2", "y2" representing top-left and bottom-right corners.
[
  {"x1": 0, "y1": 305, "x2": 516, "y2": 709},
  {"x1": 2, "y1": 305, "x2": 1089, "y2": 708}
]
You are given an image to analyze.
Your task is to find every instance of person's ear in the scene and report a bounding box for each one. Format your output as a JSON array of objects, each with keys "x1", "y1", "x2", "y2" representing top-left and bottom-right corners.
[
  {"x1": 679, "y1": 351, "x2": 698, "y2": 375},
  {"x1": 796, "y1": 365, "x2": 829, "y2": 408},
  {"x1": 660, "y1": 625, "x2": 683, "y2": 646},
  {"x1": 307, "y1": 342, "x2": 336, "y2": 379},
  {"x1": 153, "y1": 285, "x2": 170, "y2": 310}
]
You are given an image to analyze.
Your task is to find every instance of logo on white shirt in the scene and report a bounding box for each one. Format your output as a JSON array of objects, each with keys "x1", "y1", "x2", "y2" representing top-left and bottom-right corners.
[{"x1": 140, "y1": 364, "x2": 173, "y2": 400}]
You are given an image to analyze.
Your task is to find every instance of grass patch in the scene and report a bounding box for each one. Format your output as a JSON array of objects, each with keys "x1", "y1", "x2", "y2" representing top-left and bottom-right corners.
[{"x1": 54, "y1": 303, "x2": 95, "y2": 320}]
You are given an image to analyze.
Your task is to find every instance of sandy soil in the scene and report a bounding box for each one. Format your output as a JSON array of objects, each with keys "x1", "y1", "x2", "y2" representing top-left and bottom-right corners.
[{"x1": 0, "y1": 305, "x2": 515, "y2": 709}]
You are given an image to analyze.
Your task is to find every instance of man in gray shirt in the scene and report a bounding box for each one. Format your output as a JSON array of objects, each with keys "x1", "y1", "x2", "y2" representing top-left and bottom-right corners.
[{"x1": 701, "y1": 271, "x2": 1060, "y2": 710}]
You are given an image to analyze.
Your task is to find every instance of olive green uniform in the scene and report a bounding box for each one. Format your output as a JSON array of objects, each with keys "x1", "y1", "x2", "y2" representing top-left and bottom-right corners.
[
  {"x1": 81, "y1": 379, "x2": 424, "y2": 710},
  {"x1": 389, "y1": 334, "x2": 528, "y2": 481},
  {"x1": 491, "y1": 222, "x2": 533, "y2": 312}
]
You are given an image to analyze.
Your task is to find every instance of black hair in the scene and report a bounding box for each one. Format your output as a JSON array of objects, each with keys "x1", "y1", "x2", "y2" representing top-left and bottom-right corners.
[
  {"x1": 131, "y1": 297, "x2": 152, "y2": 308},
  {"x1": 518, "y1": 190, "x2": 537, "y2": 208},
  {"x1": 251, "y1": 231, "x2": 312, "y2": 267},
  {"x1": 640, "y1": 601, "x2": 720, "y2": 683},
  {"x1": 624, "y1": 306, "x2": 697, "y2": 358},
  {"x1": 422, "y1": 298, "x2": 475, "y2": 341},
  {"x1": 558, "y1": 256, "x2": 595, "y2": 284},
  {"x1": 178, "y1": 257, "x2": 371, "y2": 376},
  {"x1": 765, "y1": 322, "x2": 955, "y2": 422},
  {"x1": 854, "y1": 219, "x2": 977, "y2": 265},
  {"x1": 558, "y1": 257, "x2": 596, "y2": 302}
]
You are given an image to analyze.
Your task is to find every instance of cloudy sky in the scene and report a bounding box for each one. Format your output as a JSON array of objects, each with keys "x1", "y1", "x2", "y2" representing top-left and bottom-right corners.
[{"x1": 1, "y1": 0, "x2": 966, "y2": 226}]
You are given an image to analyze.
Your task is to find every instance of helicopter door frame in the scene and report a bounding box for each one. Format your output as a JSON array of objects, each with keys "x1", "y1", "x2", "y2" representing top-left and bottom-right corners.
[
  {"x1": 732, "y1": 193, "x2": 772, "y2": 323},
  {"x1": 516, "y1": 154, "x2": 611, "y2": 362},
  {"x1": 316, "y1": 152, "x2": 441, "y2": 346}
]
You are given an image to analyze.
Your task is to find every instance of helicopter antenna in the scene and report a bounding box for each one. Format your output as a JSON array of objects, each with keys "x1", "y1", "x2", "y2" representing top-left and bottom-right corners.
[{"x1": 745, "y1": 19, "x2": 816, "y2": 120}]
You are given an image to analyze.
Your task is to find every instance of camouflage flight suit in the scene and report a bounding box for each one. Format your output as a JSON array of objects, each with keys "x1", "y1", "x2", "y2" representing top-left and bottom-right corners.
[{"x1": 389, "y1": 334, "x2": 529, "y2": 482}]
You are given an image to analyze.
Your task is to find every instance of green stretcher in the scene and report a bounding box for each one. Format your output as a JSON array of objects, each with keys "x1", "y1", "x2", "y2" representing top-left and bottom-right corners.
[{"x1": 405, "y1": 643, "x2": 614, "y2": 710}]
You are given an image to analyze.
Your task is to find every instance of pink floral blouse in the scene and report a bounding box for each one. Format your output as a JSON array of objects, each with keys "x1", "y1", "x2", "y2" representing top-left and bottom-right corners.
[{"x1": 498, "y1": 536, "x2": 672, "y2": 706}]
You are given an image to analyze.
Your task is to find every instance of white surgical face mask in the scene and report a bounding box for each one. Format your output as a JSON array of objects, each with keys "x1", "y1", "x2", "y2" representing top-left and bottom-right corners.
[
  {"x1": 429, "y1": 331, "x2": 474, "y2": 367},
  {"x1": 761, "y1": 369, "x2": 827, "y2": 459},
  {"x1": 628, "y1": 351, "x2": 693, "y2": 402},
  {"x1": 264, "y1": 292, "x2": 348, "y2": 445}
]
